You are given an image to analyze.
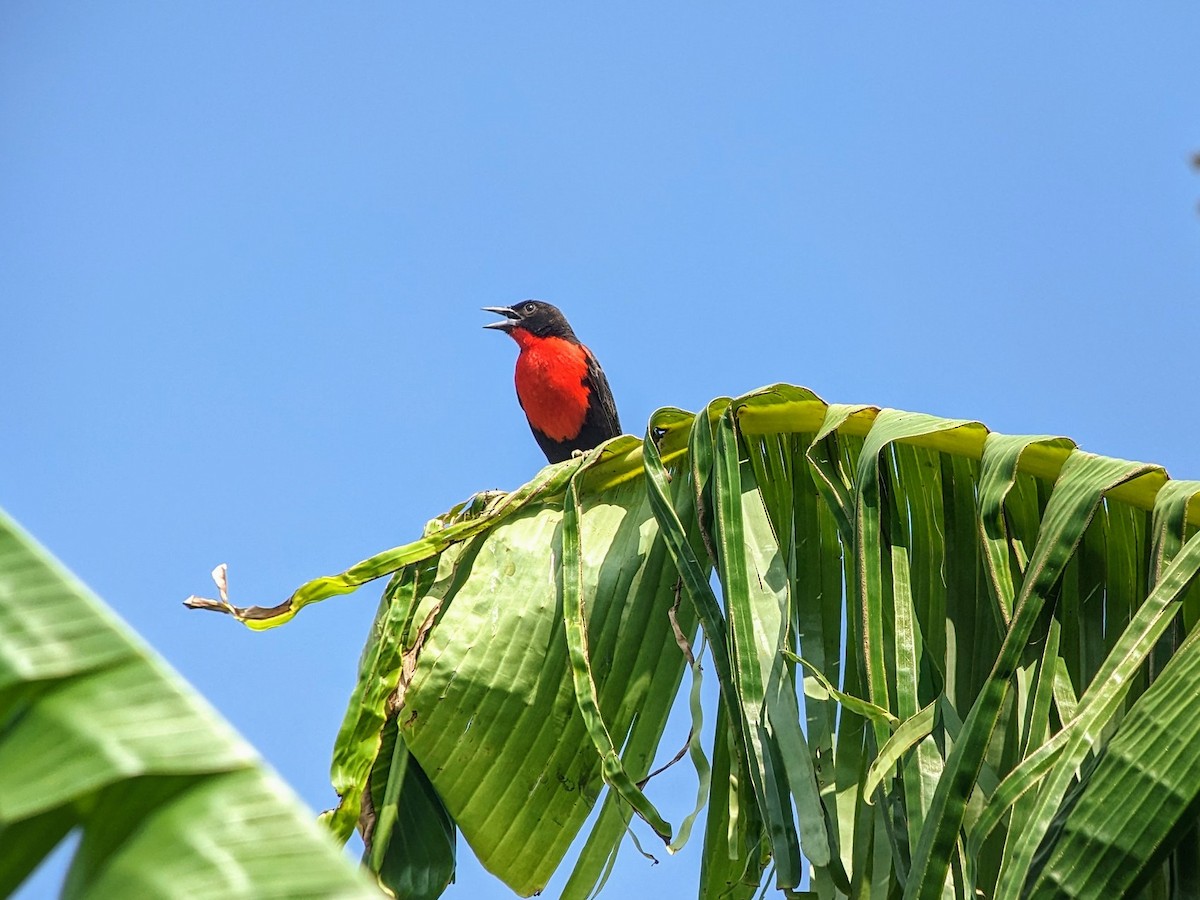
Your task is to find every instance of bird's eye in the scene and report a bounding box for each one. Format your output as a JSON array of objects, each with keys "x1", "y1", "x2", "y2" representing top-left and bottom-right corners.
[{"x1": 524, "y1": 303, "x2": 537, "y2": 314}]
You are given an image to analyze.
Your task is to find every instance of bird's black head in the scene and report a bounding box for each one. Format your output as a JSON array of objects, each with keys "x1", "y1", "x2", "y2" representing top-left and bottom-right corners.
[{"x1": 482, "y1": 300, "x2": 578, "y2": 341}]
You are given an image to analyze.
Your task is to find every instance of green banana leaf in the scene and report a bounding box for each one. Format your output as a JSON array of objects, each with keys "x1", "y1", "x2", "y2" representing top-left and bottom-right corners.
[
  {"x1": 0, "y1": 510, "x2": 378, "y2": 898},
  {"x1": 188, "y1": 384, "x2": 1200, "y2": 899}
]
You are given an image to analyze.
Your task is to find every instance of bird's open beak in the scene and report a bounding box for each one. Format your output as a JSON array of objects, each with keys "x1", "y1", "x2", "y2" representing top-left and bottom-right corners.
[{"x1": 482, "y1": 306, "x2": 521, "y2": 332}]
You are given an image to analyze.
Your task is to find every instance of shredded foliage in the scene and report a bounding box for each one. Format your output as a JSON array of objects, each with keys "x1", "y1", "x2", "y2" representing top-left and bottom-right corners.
[{"x1": 188, "y1": 385, "x2": 1200, "y2": 899}]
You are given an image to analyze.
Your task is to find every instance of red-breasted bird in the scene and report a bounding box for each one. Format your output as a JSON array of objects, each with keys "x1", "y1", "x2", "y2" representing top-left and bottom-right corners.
[{"x1": 483, "y1": 301, "x2": 622, "y2": 463}]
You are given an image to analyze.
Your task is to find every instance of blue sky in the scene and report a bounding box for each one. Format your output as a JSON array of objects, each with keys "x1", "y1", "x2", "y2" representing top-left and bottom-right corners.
[{"x1": 4, "y1": 4, "x2": 1200, "y2": 898}]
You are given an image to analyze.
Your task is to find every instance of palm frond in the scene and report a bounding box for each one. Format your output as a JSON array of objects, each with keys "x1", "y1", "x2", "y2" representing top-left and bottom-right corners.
[
  {"x1": 0, "y1": 510, "x2": 378, "y2": 898},
  {"x1": 192, "y1": 384, "x2": 1200, "y2": 899}
]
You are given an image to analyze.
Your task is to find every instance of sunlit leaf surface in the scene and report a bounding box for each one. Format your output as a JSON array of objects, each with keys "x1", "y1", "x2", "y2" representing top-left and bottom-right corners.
[
  {"x1": 0, "y1": 511, "x2": 378, "y2": 898},
  {"x1": 186, "y1": 385, "x2": 1200, "y2": 899}
]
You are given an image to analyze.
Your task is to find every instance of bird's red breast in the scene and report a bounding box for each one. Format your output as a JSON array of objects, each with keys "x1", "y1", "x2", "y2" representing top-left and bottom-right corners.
[{"x1": 511, "y1": 330, "x2": 591, "y2": 441}]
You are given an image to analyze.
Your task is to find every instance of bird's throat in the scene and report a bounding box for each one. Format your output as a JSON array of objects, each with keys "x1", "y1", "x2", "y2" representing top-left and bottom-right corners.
[{"x1": 513, "y1": 334, "x2": 591, "y2": 442}]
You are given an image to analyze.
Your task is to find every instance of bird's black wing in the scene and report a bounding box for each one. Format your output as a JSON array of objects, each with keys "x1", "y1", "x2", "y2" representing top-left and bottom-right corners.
[{"x1": 582, "y1": 348, "x2": 622, "y2": 441}]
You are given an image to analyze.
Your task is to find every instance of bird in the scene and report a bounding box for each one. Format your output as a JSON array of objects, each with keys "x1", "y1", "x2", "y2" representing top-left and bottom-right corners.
[{"x1": 483, "y1": 301, "x2": 622, "y2": 463}]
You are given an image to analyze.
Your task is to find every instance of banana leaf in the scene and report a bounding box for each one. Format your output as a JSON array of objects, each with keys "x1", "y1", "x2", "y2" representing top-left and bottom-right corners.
[
  {"x1": 0, "y1": 509, "x2": 378, "y2": 898},
  {"x1": 188, "y1": 384, "x2": 1200, "y2": 899}
]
